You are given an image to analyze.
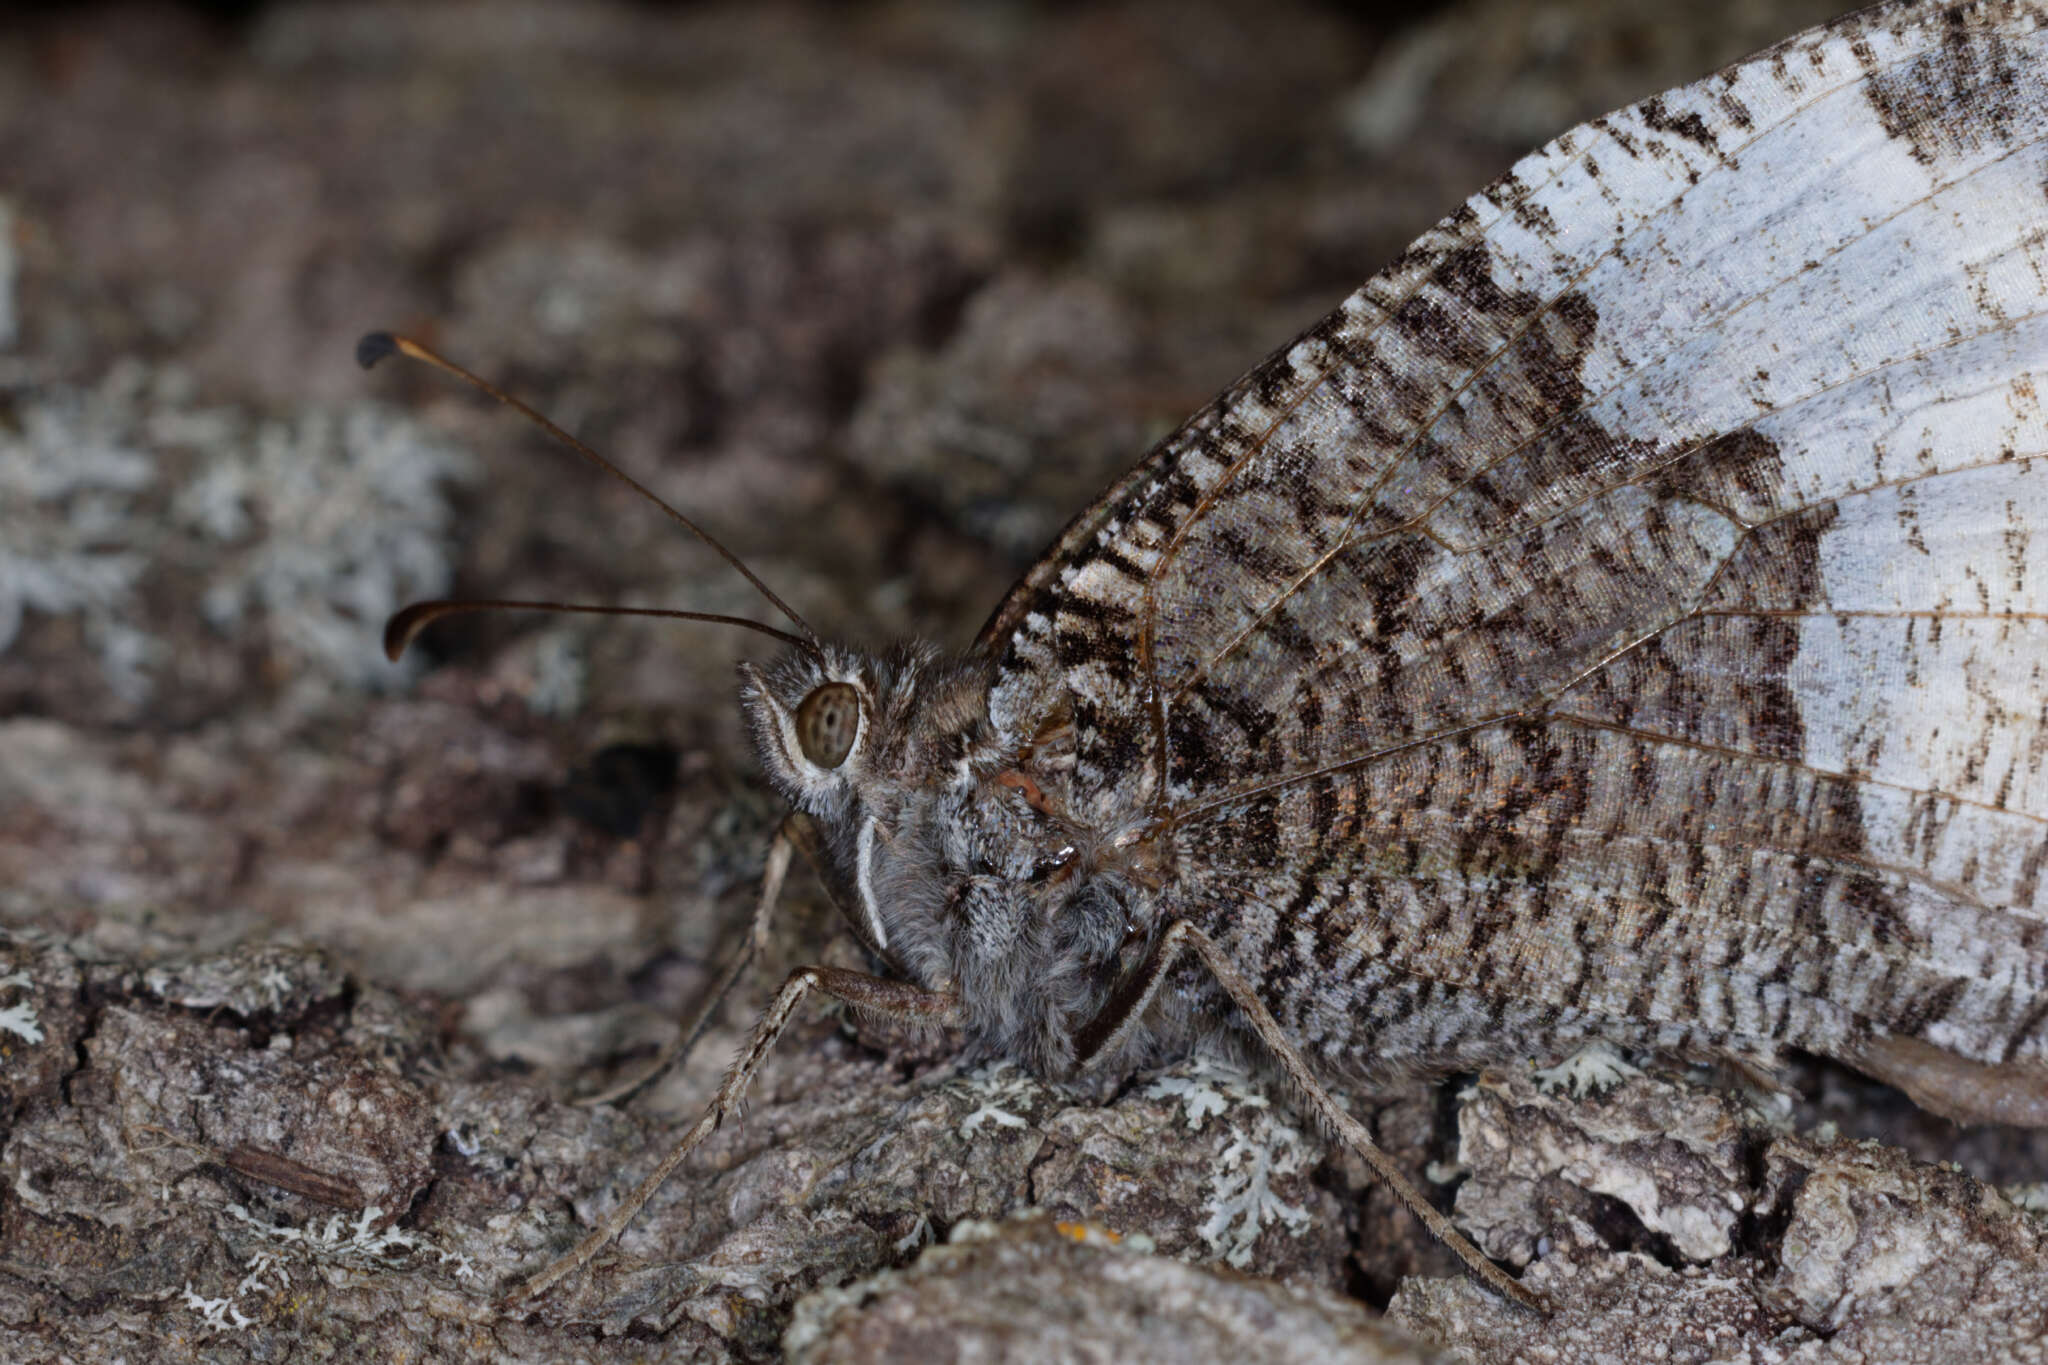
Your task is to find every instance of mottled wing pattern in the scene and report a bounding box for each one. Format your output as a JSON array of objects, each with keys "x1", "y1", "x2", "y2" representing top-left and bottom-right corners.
[{"x1": 984, "y1": 0, "x2": 2048, "y2": 1079}]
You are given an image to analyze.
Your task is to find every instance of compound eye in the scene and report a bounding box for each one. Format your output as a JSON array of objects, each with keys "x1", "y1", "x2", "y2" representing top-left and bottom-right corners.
[{"x1": 795, "y1": 683, "x2": 861, "y2": 769}]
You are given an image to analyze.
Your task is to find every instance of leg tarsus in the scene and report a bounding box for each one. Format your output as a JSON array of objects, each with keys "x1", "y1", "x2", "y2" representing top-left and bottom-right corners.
[
  {"x1": 577, "y1": 816, "x2": 800, "y2": 1108},
  {"x1": 510, "y1": 964, "x2": 957, "y2": 1305}
]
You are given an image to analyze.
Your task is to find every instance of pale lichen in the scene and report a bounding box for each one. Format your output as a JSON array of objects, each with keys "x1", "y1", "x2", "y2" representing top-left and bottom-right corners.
[
  {"x1": 1146, "y1": 1057, "x2": 1312, "y2": 1267},
  {"x1": 1201, "y1": 1127, "x2": 1314, "y2": 1268},
  {"x1": 954, "y1": 1061, "x2": 1041, "y2": 1139},
  {"x1": 0, "y1": 969, "x2": 41, "y2": 1045},
  {"x1": 179, "y1": 1204, "x2": 480, "y2": 1336},
  {"x1": 1144, "y1": 1054, "x2": 1272, "y2": 1128},
  {"x1": 2, "y1": 360, "x2": 470, "y2": 702},
  {"x1": 1531, "y1": 1041, "x2": 1642, "y2": 1099},
  {"x1": 893, "y1": 1213, "x2": 934, "y2": 1254},
  {"x1": 225, "y1": 1201, "x2": 476, "y2": 1278},
  {"x1": 0, "y1": 363, "x2": 161, "y2": 702},
  {"x1": 175, "y1": 403, "x2": 471, "y2": 689},
  {"x1": 180, "y1": 1282, "x2": 255, "y2": 1333}
]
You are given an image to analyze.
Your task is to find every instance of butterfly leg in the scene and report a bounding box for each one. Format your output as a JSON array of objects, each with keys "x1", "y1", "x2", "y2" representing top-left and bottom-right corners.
[
  {"x1": 1074, "y1": 918, "x2": 1546, "y2": 1313},
  {"x1": 515, "y1": 964, "x2": 959, "y2": 1303},
  {"x1": 578, "y1": 814, "x2": 808, "y2": 1107}
]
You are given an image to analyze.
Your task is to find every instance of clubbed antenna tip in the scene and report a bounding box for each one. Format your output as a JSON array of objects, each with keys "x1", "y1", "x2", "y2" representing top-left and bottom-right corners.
[
  {"x1": 356, "y1": 331, "x2": 401, "y2": 370},
  {"x1": 382, "y1": 601, "x2": 431, "y2": 662}
]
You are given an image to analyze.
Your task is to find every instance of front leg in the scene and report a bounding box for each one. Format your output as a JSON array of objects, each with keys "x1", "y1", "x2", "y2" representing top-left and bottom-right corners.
[
  {"x1": 1073, "y1": 918, "x2": 1545, "y2": 1313},
  {"x1": 514, "y1": 965, "x2": 959, "y2": 1303},
  {"x1": 578, "y1": 814, "x2": 803, "y2": 1107}
]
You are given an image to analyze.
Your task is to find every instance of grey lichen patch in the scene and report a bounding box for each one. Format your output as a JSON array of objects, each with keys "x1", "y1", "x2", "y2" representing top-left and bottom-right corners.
[
  {"x1": 131, "y1": 940, "x2": 349, "y2": 1021},
  {"x1": 1530, "y1": 1040, "x2": 1643, "y2": 1099},
  {"x1": 0, "y1": 363, "x2": 162, "y2": 704},
  {"x1": 950, "y1": 1059, "x2": 1050, "y2": 1138},
  {"x1": 1029, "y1": 1055, "x2": 1349, "y2": 1286},
  {"x1": 178, "y1": 1202, "x2": 483, "y2": 1337},
  {"x1": 175, "y1": 402, "x2": 472, "y2": 690},
  {"x1": 1453, "y1": 1066, "x2": 1755, "y2": 1264},
  {"x1": 0, "y1": 971, "x2": 40, "y2": 1044},
  {"x1": 783, "y1": 1210, "x2": 1447, "y2": 1365},
  {"x1": 0, "y1": 360, "x2": 471, "y2": 723},
  {"x1": 1145, "y1": 1056, "x2": 1316, "y2": 1266}
]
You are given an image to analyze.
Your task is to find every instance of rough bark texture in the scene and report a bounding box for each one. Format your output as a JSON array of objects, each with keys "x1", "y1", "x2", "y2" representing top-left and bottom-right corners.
[
  {"x1": 782, "y1": 1213, "x2": 1443, "y2": 1364},
  {"x1": 5, "y1": 2, "x2": 2043, "y2": 1362}
]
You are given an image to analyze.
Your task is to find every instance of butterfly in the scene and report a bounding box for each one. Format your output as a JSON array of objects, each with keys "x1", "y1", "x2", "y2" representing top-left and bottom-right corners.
[{"x1": 364, "y1": 0, "x2": 2048, "y2": 1313}]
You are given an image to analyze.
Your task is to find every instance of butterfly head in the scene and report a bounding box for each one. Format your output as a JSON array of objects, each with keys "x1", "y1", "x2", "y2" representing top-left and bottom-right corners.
[{"x1": 739, "y1": 640, "x2": 1002, "y2": 978}]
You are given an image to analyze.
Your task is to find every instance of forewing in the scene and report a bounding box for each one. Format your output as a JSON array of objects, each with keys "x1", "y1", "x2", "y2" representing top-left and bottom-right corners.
[{"x1": 984, "y1": 0, "x2": 2048, "y2": 1067}]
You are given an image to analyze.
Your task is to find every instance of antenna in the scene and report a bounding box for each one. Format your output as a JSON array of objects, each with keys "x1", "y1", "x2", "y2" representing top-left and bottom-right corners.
[
  {"x1": 384, "y1": 599, "x2": 813, "y2": 663},
  {"x1": 357, "y1": 331, "x2": 824, "y2": 659}
]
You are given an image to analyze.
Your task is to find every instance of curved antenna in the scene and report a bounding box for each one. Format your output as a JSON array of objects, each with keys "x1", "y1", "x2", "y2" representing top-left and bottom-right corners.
[
  {"x1": 357, "y1": 331, "x2": 822, "y2": 654},
  {"x1": 384, "y1": 598, "x2": 814, "y2": 663}
]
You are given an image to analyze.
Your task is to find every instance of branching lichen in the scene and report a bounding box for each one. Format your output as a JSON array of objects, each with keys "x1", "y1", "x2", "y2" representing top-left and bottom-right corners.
[
  {"x1": 954, "y1": 1061, "x2": 1041, "y2": 1139},
  {"x1": 180, "y1": 1282, "x2": 255, "y2": 1333},
  {"x1": 1201, "y1": 1128, "x2": 1313, "y2": 1267},
  {"x1": 1146, "y1": 1057, "x2": 1312, "y2": 1267},
  {"x1": 1531, "y1": 1041, "x2": 1642, "y2": 1099},
  {"x1": 222, "y1": 1201, "x2": 479, "y2": 1281},
  {"x1": 1144, "y1": 1055, "x2": 1273, "y2": 1129}
]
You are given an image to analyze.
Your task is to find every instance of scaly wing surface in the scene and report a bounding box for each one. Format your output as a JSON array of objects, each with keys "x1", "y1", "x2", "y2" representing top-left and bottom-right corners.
[{"x1": 982, "y1": 0, "x2": 2048, "y2": 1093}]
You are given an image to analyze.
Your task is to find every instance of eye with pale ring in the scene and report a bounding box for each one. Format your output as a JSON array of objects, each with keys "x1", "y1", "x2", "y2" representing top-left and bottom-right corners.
[{"x1": 795, "y1": 683, "x2": 861, "y2": 768}]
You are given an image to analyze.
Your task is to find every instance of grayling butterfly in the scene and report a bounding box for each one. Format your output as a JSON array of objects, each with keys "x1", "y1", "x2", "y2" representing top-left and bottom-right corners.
[{"x1": 365, "y1": 0, "x2": 2048, "y2": 1311}]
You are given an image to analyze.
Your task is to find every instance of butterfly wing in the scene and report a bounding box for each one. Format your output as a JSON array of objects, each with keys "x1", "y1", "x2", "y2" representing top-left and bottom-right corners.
[{"x1": 981, "y1": 0, "x2": 2048, "y2": 1107}]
